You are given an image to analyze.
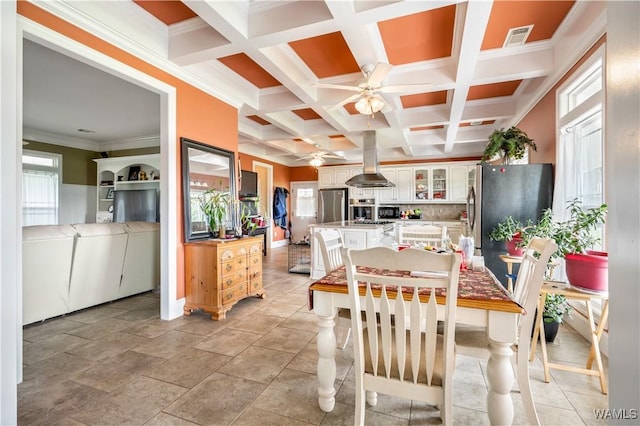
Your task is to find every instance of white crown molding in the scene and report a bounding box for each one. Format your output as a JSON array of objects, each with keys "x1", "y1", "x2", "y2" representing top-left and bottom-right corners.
[
  {"x1": 29, "y1": 0, "x2": 242, "y2": 109},
  {"x1": 102, "y1": 135, "x2": 162, "y2": 151},
  {"x1": 23, "y1": 127, "x2": 100, "y2": 151}
]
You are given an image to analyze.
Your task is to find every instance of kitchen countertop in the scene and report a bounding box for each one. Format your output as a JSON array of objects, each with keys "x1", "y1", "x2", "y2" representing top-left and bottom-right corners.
[{"x1": 310, "y1": 221, "x2": 390, "y2": 229}]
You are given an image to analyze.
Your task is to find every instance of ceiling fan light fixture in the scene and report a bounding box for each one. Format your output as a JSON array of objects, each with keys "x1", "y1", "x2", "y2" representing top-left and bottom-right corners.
[
  {"x1": 355, "y1": 95, "x2": 384, "y2": 115},
  {"x1": 309, "y1": 157, "x2": 324, "y2": 167}
]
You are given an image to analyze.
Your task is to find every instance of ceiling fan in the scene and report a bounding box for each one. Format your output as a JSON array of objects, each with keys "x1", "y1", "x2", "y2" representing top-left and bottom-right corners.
[
  {"x1": 314, "y1": 62, "x2": 431, "y2": 115},
  {"x1": 295, "y1": 150, "x2": 343, "y2": 167}
]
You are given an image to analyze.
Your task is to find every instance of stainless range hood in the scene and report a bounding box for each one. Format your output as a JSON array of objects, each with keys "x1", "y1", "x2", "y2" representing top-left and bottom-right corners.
[{"x1": 345, "y1": 130, "x2": 395, "y2": 188}]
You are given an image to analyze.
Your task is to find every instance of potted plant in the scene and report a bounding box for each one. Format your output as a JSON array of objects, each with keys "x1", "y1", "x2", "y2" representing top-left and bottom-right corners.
[
  {"x1": 541, "y1": 293, "x2": 572, "y2": 342},
  {"x1": 488, "y1": 216, "x2": 533, "y2": 256},
  {"x1": 481, "y1": 126, "x2": 538, "y2": 164},
  {"x1": 200, "y1": 189, "x2": 229, "y2": 237},
  {"x1": 551, "y1": 199, "x2": 608, "y2": 292}
]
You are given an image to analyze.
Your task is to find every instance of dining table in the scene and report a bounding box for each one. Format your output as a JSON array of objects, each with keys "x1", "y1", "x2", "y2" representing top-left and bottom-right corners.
[{"x1": 308, "y1": 264, "x2": 524, "y2": 426}]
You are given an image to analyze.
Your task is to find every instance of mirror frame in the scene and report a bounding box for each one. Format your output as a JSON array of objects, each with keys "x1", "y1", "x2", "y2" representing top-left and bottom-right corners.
[{"x1": 181, "y1": 137, "x2": 236, "y2": 242}]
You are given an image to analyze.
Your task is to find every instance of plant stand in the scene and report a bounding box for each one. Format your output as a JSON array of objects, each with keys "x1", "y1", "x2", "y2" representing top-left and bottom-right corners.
[{"x1": 530, "y1": 281, "x2": 609, "y2": 394}]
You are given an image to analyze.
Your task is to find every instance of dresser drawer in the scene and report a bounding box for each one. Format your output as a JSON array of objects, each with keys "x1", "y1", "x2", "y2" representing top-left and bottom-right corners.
[
  {"x1": 221, "y1": 284, "x2": 245, "y2": 306},
  {"x1": 220, "y1": 271, "x2": 247, "y2": 290},
  {"x1": 221, "y1": 257, "x2": 246, "y2": 275},
  {"x1": 220, "y1": 246, "x2": 248, "y2": 262},
  {"x1": 249, "y1": 277, "x2": 263, "y2": 293},
  {"x1": 249, "y1": 254, "x2": 262, "y2": 268},
  {"x1": 248, "y1": 242, "x2": 262, "y2": 256}
]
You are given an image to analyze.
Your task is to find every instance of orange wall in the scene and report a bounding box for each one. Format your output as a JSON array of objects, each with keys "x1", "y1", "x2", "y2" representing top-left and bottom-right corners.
[
  {"x1": 290, "y1": 165, "x2": 318, "y2": 181},
  {"x1": 518, "y1": 35, "x2": 606, "y2": 165},
  {"x1": 238, "y1": 153, "x2": 292, "y2": 241},
  {"x1": 18, "y1": 2, "x2": 238, "y2": 300}
]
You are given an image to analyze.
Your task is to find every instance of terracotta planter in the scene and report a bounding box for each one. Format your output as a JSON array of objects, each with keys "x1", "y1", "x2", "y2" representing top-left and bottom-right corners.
[
  {"x1": 505, "y1": 237, "x2": 525, "y2": 257},
  {"x1": 565, "y1": 251, "x2": 608, "y2": 292}
]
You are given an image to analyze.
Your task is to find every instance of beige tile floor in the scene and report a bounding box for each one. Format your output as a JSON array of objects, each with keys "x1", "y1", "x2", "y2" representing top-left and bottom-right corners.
[{"x1": 19, "y1": 246, "x2": 608, "y2": 425}]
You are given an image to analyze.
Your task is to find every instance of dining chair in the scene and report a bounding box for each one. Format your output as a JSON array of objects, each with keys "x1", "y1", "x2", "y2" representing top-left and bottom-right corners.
[
  {"x1": 343, "y1": 247, "x2": 462, "y2": 425},
  {"x1": 314, "y1": 229, "x2": 351, "y2": 349},
  {"x1": 455, "y1": 237, "x2": 558, "y2": 426},
  {"x1": 398, "y1": 224, "x2": 448, "y2": 248}
]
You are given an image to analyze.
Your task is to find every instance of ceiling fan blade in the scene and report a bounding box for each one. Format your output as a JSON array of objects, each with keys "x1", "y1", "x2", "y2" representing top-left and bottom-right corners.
[
  {"x1": 377, "y1": 83, "x2": 433, "y2": 94},
  {"x1": 327, "y1": 93, "x2": 362, "y2": 111},
  {"x1": 366, "y1": 62, "x2": 393, "y2": 87},
  {"x1": 313, "y1": 83, "x2": 361, "y2": 92}
]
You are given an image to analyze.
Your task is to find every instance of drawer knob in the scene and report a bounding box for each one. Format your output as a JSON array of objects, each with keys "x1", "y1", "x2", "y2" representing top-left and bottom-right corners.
[
  {"x1": 225, "y1": 264, "x2": 232, "y2": 271},
  {"x1": 226, "y1": 279, "x2": 233, "y2": 285}
]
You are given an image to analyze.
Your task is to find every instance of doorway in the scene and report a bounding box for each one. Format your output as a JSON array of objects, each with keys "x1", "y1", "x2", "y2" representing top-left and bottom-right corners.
[
  {"x1": 19, "y1": 24, "x2": 179, "y2": 323},
  {"x1": 252, "y1": 162, "x2": 273, "y2": 251},
  {"x1": 290, "y1": 181, "x2": 318, "y2": 243}
]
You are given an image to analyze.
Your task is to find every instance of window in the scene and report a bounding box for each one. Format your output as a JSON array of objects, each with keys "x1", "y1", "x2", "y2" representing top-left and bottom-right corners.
[
  {"x1": 555, "y1": 45, "x2": 605, "y2": 319},
  {"x1": 295, "y1": 188, "x2": 316, "y2": 217},
  {"x1": 22, "y1": 150, "x2": 61, "y2": 226}
]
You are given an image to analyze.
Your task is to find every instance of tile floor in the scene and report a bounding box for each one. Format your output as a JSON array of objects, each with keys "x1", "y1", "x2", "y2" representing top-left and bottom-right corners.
[{"x1": 18, "y1": 246, "x2": 608, "y2": 425}]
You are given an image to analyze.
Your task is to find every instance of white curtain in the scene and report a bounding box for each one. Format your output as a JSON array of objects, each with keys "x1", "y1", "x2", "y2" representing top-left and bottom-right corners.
[{"x1": 22, "y1": 169, "x2": 58, "y2": 225}]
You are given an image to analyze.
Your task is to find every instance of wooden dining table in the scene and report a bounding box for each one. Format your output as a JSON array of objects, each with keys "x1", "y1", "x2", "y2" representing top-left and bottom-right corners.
[{"x1": 308, "y1": 265, "x2": 524, "y2": 426}]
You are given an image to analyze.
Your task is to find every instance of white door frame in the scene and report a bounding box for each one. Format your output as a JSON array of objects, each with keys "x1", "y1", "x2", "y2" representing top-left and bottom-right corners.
[{"x1": 252, "y1": 161, "x2": 274, "y2": 249}]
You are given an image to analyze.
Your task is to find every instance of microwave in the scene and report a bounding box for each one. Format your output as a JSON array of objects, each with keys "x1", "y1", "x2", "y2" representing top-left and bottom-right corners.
[{"x1": 378, "y1": 206, "x2": 400, "y2": 219}]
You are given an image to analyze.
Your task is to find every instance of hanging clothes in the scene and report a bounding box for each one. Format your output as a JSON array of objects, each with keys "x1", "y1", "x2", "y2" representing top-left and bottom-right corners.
[{"x1": 273, "y1": 186, "x2": 289, "y2": 229}]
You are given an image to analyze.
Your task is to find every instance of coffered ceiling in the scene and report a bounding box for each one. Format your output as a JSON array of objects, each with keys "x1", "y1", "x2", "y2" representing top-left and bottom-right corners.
[{"x1": 24, "y1": 1, "x2": 606, "y2": 166}]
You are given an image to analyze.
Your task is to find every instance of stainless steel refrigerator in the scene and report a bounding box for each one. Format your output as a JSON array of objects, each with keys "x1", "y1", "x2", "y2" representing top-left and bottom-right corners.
[
  {"x1": 467, "y1": 164, "x2": 553, "y2": 287},
  {"x1": 317, "y1": 188, "x2": 348, "y2": 224}
]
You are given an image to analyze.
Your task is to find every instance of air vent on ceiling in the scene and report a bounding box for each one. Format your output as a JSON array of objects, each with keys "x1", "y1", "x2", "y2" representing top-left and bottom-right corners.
[{"x1": 503, "y1": 25, "x2": 534, "y2": 47}]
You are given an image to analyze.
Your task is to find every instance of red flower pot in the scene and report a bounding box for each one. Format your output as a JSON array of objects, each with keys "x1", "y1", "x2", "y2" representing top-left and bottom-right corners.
[
  {"x1": 565, "y1": 251, "x2": 608, "y2": 292},
  {"x1": 505, "y1": 237, "x2": 525, "y2": 257}
]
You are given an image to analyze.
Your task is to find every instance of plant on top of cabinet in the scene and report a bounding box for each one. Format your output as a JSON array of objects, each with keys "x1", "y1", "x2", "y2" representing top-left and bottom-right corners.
[
  {"x1": 481, "y1": 126, "x2": 537, "y2": 164},
  {"x1": 200, "y1": 186, "x2": 230, "y2": 237}
]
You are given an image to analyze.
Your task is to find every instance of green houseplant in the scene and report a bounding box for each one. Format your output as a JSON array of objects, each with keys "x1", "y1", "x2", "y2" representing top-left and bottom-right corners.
[
  {"x1": 540, "y1": 293, "x2": 571, "y2": 343},
  {"x1": 200, "y1": 189, "x2": 230, "y2": 237},
  {"x1": 481, "y1": 126, "x2": 538, "y2": 164},
  {"x1": 488, "y1": 216, "x2": 534, "y2": 256}
]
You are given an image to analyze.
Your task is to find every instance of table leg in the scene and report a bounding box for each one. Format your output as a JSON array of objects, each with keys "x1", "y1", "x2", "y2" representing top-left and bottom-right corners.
[
  {"x1": 486, "y1": 339, "x2": 515, "y2": 425},
  {"x1": 585, "y1": 300, "x2": 608, "y2": 394},
  {"x1": 506, "y1": 262, "x2": 514, "y2": 293},
  {"x1": 316, "y1": 311, "x2": 337, "y2": 412}
]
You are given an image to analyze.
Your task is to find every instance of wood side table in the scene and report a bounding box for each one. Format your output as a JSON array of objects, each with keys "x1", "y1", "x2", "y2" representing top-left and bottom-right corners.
[
  {"x1": 530, "y1": 280, "x2": 609, "y2": 394},
  {"x1": 498, "y1": 254, "x2": 523, "y2": 293}
]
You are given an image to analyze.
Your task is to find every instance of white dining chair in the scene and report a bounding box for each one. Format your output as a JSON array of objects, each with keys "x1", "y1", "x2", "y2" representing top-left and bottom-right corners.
[
  {"x1": 343, "y1": 247, "x2": 461, "y2": 425},
  {"x1": 455, "y1": 237, "x2": 558, "y2": 426},
  {"x1": 398, "y1": 224, "x2": 448, "y2": 248},
  {"x1": 314, "y1": 229, "x2": 351, "y2": 349}
]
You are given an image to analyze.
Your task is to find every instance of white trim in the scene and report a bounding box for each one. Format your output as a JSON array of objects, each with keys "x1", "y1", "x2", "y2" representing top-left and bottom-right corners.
[
  {"x1": 252, "y1": 161, "x2": 274, "y2": 249},
  {"x1": 1, "y1": 0, "x2": 20, "y2": 422},
  {"x1": 18, "y1": 18, "x2": 181, "y2": 320}
]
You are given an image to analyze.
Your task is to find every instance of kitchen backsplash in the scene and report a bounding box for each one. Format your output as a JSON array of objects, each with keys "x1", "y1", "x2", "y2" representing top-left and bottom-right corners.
[{"x1": 395, "y1": 203, "x2": 466, "y2": 220}]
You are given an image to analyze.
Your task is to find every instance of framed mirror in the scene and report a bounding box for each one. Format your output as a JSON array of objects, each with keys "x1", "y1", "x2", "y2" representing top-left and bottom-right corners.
[{"x1": 181, "y1": 137, "x2": 236, "y2": 242}]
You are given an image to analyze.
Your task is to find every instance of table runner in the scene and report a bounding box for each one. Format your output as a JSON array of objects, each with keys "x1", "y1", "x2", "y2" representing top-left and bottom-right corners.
[{"x1": 309, "y1": 266, "x2": 523, "y2": 314}]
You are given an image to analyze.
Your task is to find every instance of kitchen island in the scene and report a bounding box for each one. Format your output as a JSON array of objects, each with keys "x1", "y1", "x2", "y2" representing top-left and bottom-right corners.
[{"x1": 309, "y1": 221, "x2": 393, "y2": 279}]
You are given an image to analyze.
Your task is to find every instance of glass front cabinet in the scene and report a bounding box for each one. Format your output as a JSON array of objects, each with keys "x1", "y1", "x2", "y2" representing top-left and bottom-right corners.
[{"x1": 414, "y1": 167, "x2": 448, "y2": 201}]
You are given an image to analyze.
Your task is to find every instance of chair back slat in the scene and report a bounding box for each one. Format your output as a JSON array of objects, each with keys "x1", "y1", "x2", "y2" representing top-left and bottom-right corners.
[
  {"x1": 398, "y1": 224, "x2": 448, "y2": 248},
  {"x1": 345, "y1": 246, "x2": 461, "y2": 423},
  {"x1": 315, "y1": 229, "x2": 344, "y2": 274}
]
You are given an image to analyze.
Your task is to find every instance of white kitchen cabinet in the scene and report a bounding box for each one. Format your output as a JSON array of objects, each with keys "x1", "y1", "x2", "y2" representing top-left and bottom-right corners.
[
  {"x1": 414, "y1": 167, "x2": 447, "y2": 201},
  {"x1": 318, "y1": 166, "x2": 351, "y2": 189},
  {"x1": 317, "y1": 169, "x2": 335, "y2": 188},
  {"x1": 94, "y1": 154, "x2": 160, "y2": 222},
  {"x1": 378, "y1": 167, "x2": 413, "y2": 202},
  {"x1": 449, "y1": 165, "x2": 469, "y2": 202}
]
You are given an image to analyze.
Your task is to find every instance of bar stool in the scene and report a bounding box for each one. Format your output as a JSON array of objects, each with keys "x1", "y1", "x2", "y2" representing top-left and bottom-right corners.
[{"x1": 530, "y1": 281, "x2": 609, "y2": 394}]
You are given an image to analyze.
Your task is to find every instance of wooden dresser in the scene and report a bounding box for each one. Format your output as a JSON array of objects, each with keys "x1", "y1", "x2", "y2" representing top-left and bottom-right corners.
[{"x1": 184, "y1": 236, "x2": 264, "y2": 320}]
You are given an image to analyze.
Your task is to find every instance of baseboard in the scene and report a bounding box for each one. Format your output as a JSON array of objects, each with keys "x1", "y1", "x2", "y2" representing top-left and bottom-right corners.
[{"x1": 272, "y1": 239, "x2": 289, "y2": 249}]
